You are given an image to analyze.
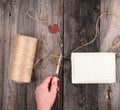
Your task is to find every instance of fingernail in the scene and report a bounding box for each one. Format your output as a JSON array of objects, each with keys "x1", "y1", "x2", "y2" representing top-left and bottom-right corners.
[
  {"x1": 53, "y1": 77, "x2": 58, "y2": 82},
  {"x1": 57, "y1": 87, "x2": 59, "y2": 91},
  {"x1": 57, "y1": 78, "x2": 60, "y2": 81}
]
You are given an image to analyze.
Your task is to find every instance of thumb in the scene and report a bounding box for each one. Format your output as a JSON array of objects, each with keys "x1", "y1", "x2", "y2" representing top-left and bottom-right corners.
[{"x1": 50, "y1": 77, "x2": 58, "y2": 93}]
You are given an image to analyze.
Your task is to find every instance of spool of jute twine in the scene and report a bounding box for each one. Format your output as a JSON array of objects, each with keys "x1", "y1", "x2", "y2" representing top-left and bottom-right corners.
[{"x1": 8, "y1": 34, "x2": 38, "y2": 83}]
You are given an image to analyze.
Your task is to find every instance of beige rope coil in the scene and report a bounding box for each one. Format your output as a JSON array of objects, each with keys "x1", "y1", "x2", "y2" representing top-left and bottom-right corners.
[{"x1": 8, "y1": 34, "x2": 38, "y2": 83}]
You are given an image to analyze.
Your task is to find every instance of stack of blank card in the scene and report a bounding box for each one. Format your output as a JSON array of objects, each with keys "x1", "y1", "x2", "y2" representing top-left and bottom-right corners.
[{"x1": 71, "y1": 53, "x2": 116, "y2": 84}]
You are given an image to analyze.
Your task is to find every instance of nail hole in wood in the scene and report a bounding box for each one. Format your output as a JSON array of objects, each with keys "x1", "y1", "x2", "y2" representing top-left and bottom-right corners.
[
  {"x1": 106, "y1": 86, "x2": 112, "y2": 100},
  {"x1": 9, "y1": 13, "x2": 11, "y2": 16}
]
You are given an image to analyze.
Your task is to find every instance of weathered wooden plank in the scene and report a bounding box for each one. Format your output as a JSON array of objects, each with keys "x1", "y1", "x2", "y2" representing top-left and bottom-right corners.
[
  {"x1": 0, "y1": 0, "x2": 62, "y2": 110},
  {"x1": 63, "y1": 0, "x2": 100, "y2": 110},
  {"x1": 1, "y1": 0, "x2": 62, "y2": 110},
  {"x1": 2, "y1": 1, "x2": 17, "y2": 110},
  {"x1": 99, "y1": 0, "x2": 120, "y2": 110},
  {"x1": 16, "y1": 0, "x2": 37, "y2": 109},
  {"x1": 25, "y1": 0, "x2": 62, "y2": 110},
  {"x1": 0, "y1": 1, "x2": 4, "y2": 109},
  {"x1": 2, "y1": 0, "x2": 27, "y2": 110},
  {"x1": 14, "y1": 0, "x2": 37, "y2": 109}
]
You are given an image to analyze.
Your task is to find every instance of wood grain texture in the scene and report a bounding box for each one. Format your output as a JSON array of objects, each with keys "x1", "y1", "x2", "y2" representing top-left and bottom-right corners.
[
  {"x1": 0, "y1": 0, "x2": 62, "y2": 110},
  {"x1": 1, "y1": 0, "x2": 120, "y2": 110},
  {"x1": 63, "y1": 0, "x2": 100, "y2": 110},
  {"x1": 99, "y1": 0, "x2": 120, "y2": 110},
  {"x1": 0, "y1": 1, "x2": 4, "y2": 109},
  {"x1": 2, "y1": 1, "x2": 26, "y2": 110}
]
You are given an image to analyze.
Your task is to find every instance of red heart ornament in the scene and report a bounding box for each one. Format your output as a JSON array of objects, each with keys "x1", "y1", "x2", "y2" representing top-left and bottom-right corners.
[{"x1": 48, "y1": 24, "x2": 59, "y2": 33}]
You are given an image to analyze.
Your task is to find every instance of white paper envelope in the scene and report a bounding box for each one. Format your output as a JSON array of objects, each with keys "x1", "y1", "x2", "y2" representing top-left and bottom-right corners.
[{"x1": 71, "y1": 53, "x2": 116, "y2": 84}]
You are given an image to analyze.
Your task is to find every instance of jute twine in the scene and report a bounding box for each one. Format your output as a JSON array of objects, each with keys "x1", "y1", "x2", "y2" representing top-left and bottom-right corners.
[
  {"x1": 8, "y1": 10, "x2": 120, "y2": 83},
  {"x1": 26, "y1": 9, "x2": 102, "y2": 60},
  {"x1": 8, "y1": 34, "x2": 38, "y2": 83}
]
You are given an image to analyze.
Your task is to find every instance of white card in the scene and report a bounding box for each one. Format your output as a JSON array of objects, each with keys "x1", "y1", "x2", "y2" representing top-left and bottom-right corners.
[{"x1": 71, "y1": 53, "x2": 116, "y2": 84}]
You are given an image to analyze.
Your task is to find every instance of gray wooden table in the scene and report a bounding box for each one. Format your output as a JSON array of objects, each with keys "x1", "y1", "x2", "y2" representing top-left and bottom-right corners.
[{"x1": 0, "y1": 0, "x2": 120, "y2": 110}]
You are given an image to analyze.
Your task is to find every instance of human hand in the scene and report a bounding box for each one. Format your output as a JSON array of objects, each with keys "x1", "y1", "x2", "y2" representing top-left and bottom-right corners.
[{"x1": 35, "y1": 76, "x2": 59, "y2": 110}]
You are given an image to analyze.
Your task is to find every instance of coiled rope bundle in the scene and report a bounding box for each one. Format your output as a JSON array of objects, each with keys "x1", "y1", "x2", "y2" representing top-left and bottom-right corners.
[{"x1": 8, "y1": 34, "x2": 38, "y2": 83}]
